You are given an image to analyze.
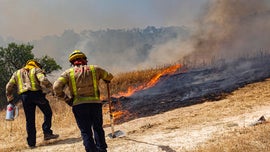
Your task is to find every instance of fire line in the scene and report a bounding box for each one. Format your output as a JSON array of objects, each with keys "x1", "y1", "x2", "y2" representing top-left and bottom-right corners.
[{"x1": 115, "y1": 64, "x2": 182, "y2": 97}]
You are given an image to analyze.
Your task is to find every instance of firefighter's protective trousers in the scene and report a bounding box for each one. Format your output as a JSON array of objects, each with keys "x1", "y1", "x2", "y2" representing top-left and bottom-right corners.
[
  {"x1": 21, "y1": 90, "x2": 53, "y2": 147},
  {"x1": 72, "y1": 103, "x2": 107, "y2": 152}
]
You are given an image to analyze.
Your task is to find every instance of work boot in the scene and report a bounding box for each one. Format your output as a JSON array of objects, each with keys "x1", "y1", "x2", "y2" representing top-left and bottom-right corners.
[
  {"x1": 29, "y1": 145, "x2": 36, "y2": 149},
  {"x1": 98, "y1": 149, "x2": 107, "y2": 152},
  {"x1": 44, "y1": 133, "x2": 59, "y2": 140}
]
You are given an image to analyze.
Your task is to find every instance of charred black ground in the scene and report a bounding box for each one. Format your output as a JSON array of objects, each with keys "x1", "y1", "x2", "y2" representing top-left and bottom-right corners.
[{"x1": 112, "y1": 54, "x2": 270, "y2": 124}]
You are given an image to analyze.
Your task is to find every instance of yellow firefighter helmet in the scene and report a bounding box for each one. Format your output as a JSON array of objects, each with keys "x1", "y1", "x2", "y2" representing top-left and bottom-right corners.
[
  {"x1": 69, "y1": 50, "x2": 87, "y2": 63},
  {"x1": 26, "y1": 59, "x2": 42, "y2": 69}
]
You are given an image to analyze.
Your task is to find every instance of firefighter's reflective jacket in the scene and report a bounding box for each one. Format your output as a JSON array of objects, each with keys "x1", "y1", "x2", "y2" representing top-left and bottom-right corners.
[
  {"x1": 6, "y1": 66, "x2": 52, "y2": 102},
  {"x1": 53, "y1": 65, "x2": 113, "y2": 106}
]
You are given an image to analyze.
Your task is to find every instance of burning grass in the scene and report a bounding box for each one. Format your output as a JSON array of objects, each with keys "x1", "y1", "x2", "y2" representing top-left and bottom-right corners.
[
  {"x1": 105, "y1": 65, "x2": 176, "y2": 95},
  {"x1": 113, "y1": 64, "x2": 181, "y2": 97},
  {"x1": 98, "y1": 65, "x2": 169, "y2": 100}
]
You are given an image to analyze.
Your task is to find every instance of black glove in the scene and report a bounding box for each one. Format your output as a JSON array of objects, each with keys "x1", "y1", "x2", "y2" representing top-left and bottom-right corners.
[
  {"x1": 9, "y1": 100, "x2": 15, "y2": 106},
  {"x1": 65, "y1": 98, "x2": 73, "y2": 107},
  {"x1": 104, "y1": 80, "x2": 110, "y2": 83},
  {"x1": 101, "y1": 100, "x2": 108, "y2": 105}
]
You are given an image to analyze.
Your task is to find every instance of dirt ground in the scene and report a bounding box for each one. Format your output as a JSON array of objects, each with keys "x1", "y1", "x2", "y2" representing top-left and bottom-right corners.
[{"x1": 1, "y1": 78, "x2": 269, "y2": 152}]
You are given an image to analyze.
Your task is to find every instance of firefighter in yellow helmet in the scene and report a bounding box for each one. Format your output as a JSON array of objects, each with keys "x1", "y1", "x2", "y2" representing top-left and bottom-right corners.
[
  {"x1": 6, "y1": 59, "x2": 59, "y2": 148},
  {"x1": 53, "y1": 50, "x2": 113, "y2": 152}
]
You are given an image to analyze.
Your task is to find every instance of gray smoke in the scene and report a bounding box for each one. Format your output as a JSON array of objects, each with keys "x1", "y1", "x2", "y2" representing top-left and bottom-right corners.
[
  {"x1": 31, "y1": 26, "x2": 190, "y2": 74},
  {"x1": 184, "y1": 0, "x2": 270, "y2": 64}
]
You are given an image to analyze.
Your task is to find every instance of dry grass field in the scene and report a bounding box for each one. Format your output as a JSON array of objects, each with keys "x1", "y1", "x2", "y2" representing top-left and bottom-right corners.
[{"x1": 1, "y1": 66, "x2": 270, "y2": 152}]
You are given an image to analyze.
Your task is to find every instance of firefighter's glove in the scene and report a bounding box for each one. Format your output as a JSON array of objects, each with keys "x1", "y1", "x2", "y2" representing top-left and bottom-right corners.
[
  {"x1": 104, "y1": 80, "x2": 111, "y2": 84},
  {"x1": 65, "y1": 97, "x2": 73, "y2": 107},
  {"x1": 9, "y1": 100, "x2": 15, "y2": 106}
]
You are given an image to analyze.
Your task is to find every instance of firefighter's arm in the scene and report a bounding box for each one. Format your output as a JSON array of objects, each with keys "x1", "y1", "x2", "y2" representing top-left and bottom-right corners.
[
  {"x1": 6, "y1": 74, "x2": 16, "y2": 102},
  {"x1": 53, "y1": 76, "x2": 67, "y2": 99},
  {"x1": 53, "y1": 76, "x2": 73, "y2": 107},
  {"x1": 98, "y1": 67, "x2": 113, "y2": 83}
]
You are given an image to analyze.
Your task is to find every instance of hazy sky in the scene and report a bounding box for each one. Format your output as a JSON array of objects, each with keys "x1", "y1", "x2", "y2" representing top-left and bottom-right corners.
[{"x1": 0, "y1": 0, "x2": 208, "y2": 41}]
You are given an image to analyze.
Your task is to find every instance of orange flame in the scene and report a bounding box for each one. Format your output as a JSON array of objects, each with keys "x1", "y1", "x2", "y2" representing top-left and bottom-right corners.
[
  {"x1": 103, "y1": 103, "x2": 130, "y2": 125},
  {"x1": 115, "y1": 64, "x2": 181, "y2": 97},
  {"x1": 112, "y1": 110, "x2": 129, "y2": 119},
  {"x1": 103, "y1": 64, "x2": 181, "y2": 124}
]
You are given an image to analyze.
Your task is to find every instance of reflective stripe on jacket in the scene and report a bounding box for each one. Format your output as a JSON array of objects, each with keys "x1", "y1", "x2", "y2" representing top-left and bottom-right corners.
[
  {"x1": 53, "y1": 65, "x2": 113, "y2": 106},
  {"x1": 6, "y1": 67, "x2": 52, "y2": 101}
]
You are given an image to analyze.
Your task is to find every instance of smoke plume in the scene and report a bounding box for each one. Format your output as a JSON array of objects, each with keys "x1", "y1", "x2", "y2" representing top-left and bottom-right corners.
[{"x1": 184, "y1": 0, "x2": 270, "y2": 64}]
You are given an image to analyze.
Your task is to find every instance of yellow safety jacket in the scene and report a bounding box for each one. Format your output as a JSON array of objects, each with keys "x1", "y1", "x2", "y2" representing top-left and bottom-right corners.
[
  {"x1": 6, "y1": 67, "x2": 52, "y2": 102},
  {"x1": 53, "y1": 65, "x2": 113, "y2": 106}
]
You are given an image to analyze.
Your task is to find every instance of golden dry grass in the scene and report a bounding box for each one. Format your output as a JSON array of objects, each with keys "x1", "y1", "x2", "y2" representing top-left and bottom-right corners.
[{"x1": 194, "y1": 124, "x2": 270, "y2": 152}]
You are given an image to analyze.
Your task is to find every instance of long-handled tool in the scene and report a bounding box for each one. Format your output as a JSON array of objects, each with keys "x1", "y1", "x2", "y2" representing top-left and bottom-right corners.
[{"x1": 106, "y1": 83, "x2": 125, "y2": 138}]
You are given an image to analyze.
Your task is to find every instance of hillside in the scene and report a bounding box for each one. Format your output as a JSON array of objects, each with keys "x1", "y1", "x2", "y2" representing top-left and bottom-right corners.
[{"x1": 2, "y1": 77, "x2": 270, "y2": 151}]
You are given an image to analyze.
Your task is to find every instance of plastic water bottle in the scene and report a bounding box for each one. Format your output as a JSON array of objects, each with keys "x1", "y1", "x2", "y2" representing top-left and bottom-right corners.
[{"x1": 5, "y1": 103, "x2": 18, "y2": 121}]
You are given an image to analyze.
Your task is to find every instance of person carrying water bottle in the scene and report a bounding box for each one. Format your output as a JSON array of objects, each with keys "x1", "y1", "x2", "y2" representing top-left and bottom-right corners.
[{"x1": 5, "y1": 59, "x2": 59, "y2": 149}]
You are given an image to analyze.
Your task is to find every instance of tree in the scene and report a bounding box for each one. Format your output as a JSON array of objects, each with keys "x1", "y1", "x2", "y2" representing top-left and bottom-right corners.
[
  {"x1": 0, "y1": 42, "x2": 61, "y2": 108},
  {"x1": 37, "y1": 55, "x2": 62, "y2": 74},
  {"x1": 0, "y1": 43, "x2": 34, "y2": 75}
]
